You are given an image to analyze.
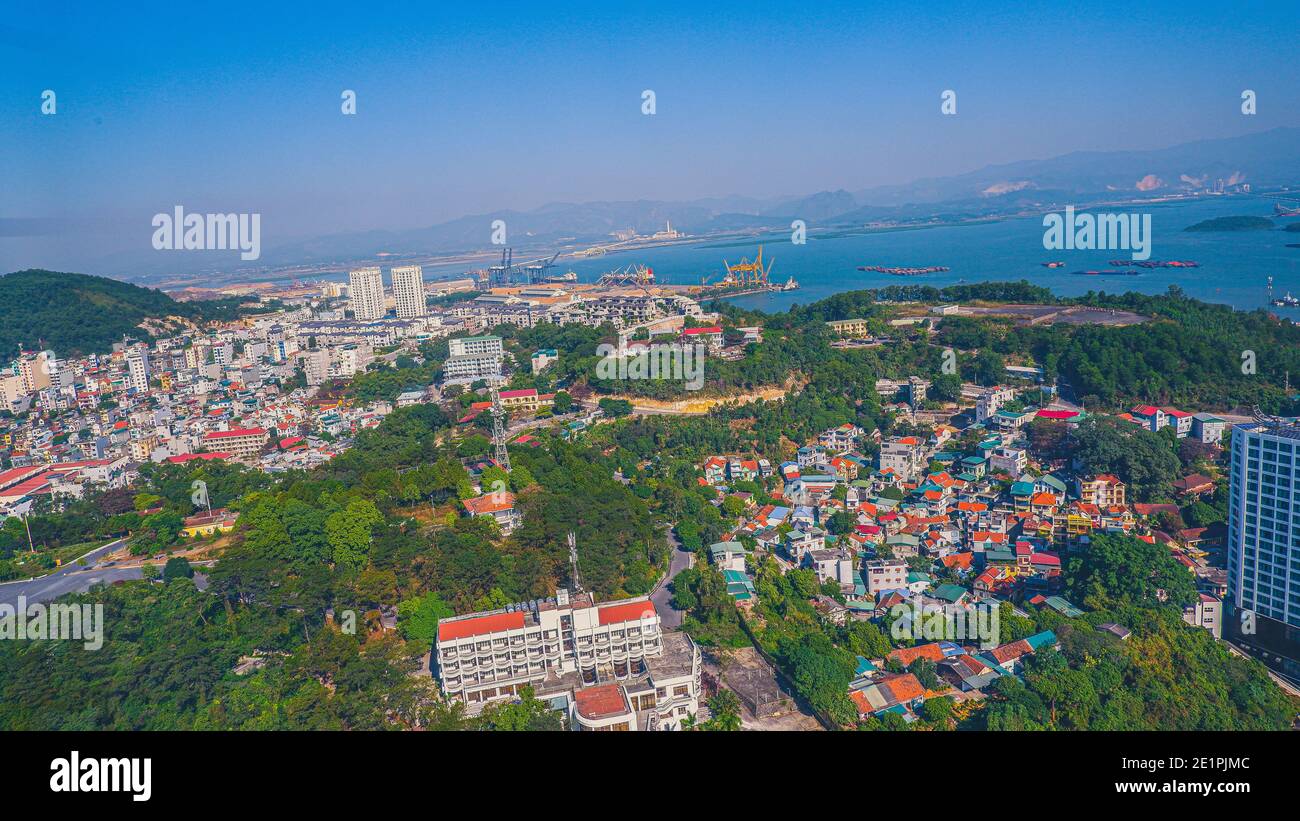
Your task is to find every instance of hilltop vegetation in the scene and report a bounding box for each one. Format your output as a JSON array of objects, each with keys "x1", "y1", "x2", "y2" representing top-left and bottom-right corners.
[
  {"x1": 0, "y1": 269, "x2": 263, "y2": 356},
  {"x1": 1184, "y1": 215, "x2": 1275, "y2": 232}
]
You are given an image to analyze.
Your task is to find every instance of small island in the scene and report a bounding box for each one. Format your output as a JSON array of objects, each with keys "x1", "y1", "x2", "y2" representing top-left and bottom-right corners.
[{"x1": 1184, "y1": 215, "x2": 1276, "y2": 232}]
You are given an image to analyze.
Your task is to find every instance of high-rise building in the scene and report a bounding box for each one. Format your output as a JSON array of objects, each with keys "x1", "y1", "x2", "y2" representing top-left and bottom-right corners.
[
  {"x1": 391, "y1": 265, "x2": 426, "y2": 318},
  {"x1": 126, "y1": 346, "x2": 151, "y2": 393},
  {"x1": 348, "y1": 267, "x2": 386, "y2": 321},
  {"x1": 17, "y1": 351, "x2": 54, "y2": 394},
  {"x1": 1227, "y1": 421, "x2": 1300, "y2": 681}
]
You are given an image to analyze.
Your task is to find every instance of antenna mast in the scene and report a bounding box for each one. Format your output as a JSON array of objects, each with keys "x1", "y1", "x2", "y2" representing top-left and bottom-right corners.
[
  {"x1": 568, "y1": 531, "x2": 583, "y2": 593},
  {"x1": 490, "y1": 387, "x2": 511, "y2": 473}
]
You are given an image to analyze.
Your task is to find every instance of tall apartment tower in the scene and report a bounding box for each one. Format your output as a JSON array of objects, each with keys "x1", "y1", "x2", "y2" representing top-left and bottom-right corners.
[
  {"x1": 126, "y1": 346, "x2": 151, "y2": 393},
  {"x1": 348, "y1": 267, "x2": 386, "y2": 321},
  {"x1": 391, "y1": 265, "x2": 427, "y2": 318},
  {"x1": 1227, "y1": 421, "x2": 1300, "y2": 681},
  {"x1": 18, "y1": 350, "x2": 54, "y2": 394}
]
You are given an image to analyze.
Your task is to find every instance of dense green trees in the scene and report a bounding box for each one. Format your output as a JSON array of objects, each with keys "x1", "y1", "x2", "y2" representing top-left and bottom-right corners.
[
  {"x1": 0, "y1": 269, "x2": 269, "y2": 356},
  {"x1": 1071, "y1": 417, "x2": 1182, "y2": 501}
]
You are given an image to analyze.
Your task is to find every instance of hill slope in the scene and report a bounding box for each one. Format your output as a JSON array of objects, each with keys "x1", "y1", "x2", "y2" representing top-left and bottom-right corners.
[{"x1": 0, "y1": 269, "x2": 252, "y2": 357}]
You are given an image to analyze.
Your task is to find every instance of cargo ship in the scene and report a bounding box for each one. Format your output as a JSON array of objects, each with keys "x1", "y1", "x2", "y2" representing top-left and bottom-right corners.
[
  {"x1": 1272, "y1": 292, "x2": 1300, "y2": 307},
  {"x1": 1071, "y1": 270, "x2": 1140, "y2": 277}
]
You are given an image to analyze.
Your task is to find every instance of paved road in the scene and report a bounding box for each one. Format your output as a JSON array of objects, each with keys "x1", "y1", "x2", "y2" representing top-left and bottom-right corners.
[
  {"x1": 0, "y1": 539, "x2": 129, "y2": 607},
  {"x1": 651, "y1": 528, "x2": 693, "y2": 630},
  {"x1": 0, "y1": 539, "x2": 212, "y2": 608}
]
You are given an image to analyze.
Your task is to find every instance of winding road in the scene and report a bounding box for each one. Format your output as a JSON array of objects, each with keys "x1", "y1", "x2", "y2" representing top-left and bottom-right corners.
[{"x1": 650, "y1": 528, "x2": 693, "y2": 630}]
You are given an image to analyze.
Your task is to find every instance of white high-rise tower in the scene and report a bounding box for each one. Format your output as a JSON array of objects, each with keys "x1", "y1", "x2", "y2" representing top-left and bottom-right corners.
[
  {"x1": 391, "y1": 265, "x2": 427, "y2": 318},
  {"x1": 348, "y1": 267, "x2": 386, "y2": 320}
]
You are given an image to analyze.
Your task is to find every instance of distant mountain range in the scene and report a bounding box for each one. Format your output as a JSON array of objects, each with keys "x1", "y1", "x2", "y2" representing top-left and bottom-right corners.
[{"x1": 112, "y1": 127, "x2": 1300, "y2": 280}]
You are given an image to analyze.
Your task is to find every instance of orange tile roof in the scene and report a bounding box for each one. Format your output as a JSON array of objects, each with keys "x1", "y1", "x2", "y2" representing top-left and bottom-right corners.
[
  {"x1": 574, "y1": 683, "x2": 630, "y2": 720},
  {"x1": 598, "y1": 600, "x2": 656, "y2": 625},
  {"x1": 438, "y1": 611, "x2": 526, "y2": 641},
  {"x1": 880, "y1": 673, "x2": 925, "y2": 703},
  {"x1": 462, "y1": 491, "x2": 516, "y2": 515},
  {"x1": 887, "y1": 642, "x2": 947, "y2": 666}
]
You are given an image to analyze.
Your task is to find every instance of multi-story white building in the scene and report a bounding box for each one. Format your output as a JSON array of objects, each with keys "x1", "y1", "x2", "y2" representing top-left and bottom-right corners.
[
  {"x1": 126, "y1": 346, "x2": 151, "y2": 393},
  {"x1": 332, "y1": 343, "x2": 372, "y2": 379},
  {"x1": 1227, "y1": 421, "x2": 1300, "y2": 681},
  {"x1": 435, "y1": 591, "x2": 701, "y2": 730},
  {"x1": 865, "y1": 558, "x2": 908, "y2": 595},
  {"x1": 448, "y1": 335, "x2": 503, "y2": 357},
  {"x1": 1192, "y1": 413, "x2": 1228, "y2": 445},
  {"x1": 348, "y1": 267, "x2": 386, "y2": 321},
  {"x1": 391, "y1": 265, "x2": 427, "y2": 318},
  {"x1": 975, "y1": 386, "x2": 1017, "y2": 423},
  {"x1": 1183, "y1": 593, "x2": 1222, "y2": 639},
  {"x1": 879, "y1": 437, "x2": 924, "y2": 481}
]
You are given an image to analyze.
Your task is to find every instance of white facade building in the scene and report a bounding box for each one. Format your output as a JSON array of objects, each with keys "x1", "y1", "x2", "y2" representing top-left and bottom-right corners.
[
  {"x1": 126, "y1": 347, "x2": 151, "y2": 393},
  {"x1": 435, "y1": 592, "x2": 701, "y2": 730},
  {"x1": 348, "y1": 267, "x2": 386, "y2": 321},
  {"x1": 391, "y1": 265, "x2": 427, "y2": 318}
]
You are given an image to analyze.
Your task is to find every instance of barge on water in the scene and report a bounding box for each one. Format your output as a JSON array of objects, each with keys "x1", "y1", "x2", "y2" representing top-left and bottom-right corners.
[{"x1": 857, "y1": 265, "x2": 950, "y2": 275}]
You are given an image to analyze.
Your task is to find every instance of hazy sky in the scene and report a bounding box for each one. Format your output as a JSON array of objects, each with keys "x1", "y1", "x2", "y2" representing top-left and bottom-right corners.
[{"x1": 3, "y1": 1, "x2": 1299, "y2": 272}]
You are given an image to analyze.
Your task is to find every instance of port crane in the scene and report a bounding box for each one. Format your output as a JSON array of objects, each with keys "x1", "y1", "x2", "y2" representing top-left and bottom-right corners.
[
  {"x1": 520, "y1": 251, "x2": 561, "y2": 284},
  {"x1": 596, "y1": 263, "x2": 656, "y2": 290},
  {"x1": 487, "y1": 248, "x2": 566, "y2": 287},
  {"x1": 722, "y1": 245, "x2": 774, "y2": 287},
  {"x1": 487, "y1": 247, "x2": 514, "y2": 287}
]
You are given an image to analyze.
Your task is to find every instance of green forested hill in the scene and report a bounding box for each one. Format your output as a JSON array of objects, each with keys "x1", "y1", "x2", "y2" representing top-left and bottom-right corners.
[{"x1": 0, "y1": 269, "x2": 255, "y2": 356}]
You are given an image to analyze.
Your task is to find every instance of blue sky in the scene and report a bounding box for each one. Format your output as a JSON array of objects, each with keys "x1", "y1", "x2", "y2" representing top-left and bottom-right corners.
[{"x1": 2, "y1": 1, "x2": 1298, "y2": 271}]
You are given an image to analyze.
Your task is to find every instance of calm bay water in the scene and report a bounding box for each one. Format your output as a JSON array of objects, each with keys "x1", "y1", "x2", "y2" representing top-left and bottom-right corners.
[{"x1": 538, "y1": 197, "x2": 1300, "y2": 317}]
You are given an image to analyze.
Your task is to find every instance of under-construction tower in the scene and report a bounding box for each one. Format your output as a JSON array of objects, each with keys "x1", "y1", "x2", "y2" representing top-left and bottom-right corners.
[{"x1": 490, "y1": 388, "x2": 511, "y2": 472}]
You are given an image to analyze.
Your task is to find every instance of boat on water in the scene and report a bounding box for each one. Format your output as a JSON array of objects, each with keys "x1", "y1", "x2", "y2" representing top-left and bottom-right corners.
[
  {"x1": 1272, "y1": 292, "x2": 1300, "y2": 307},
  {"x1": 782, "y1": 276, "x2": 799, "y2": 291},
  {"x1": 1107, "y1": 259, "x2": 1198, "y2": 268},
  {"x1": 1041, "y1": 261, "x2": 1065, "y2": 268},
  {"x1": 1071, "y1": 270, "x2": 1140, "y2": 277},
  {"x1": 1275, "y1": 203, "x2": 1300, "y2": 217}
]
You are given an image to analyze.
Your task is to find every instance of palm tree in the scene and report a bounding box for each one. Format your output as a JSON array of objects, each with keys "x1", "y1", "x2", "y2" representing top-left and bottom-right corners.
[{"x1": 706, "y1": 688, "x2": 743, "y2": 731}]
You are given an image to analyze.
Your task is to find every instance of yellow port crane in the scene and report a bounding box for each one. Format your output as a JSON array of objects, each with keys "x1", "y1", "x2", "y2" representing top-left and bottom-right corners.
[{"x1": 722, "y1": 245, "x2": 774, "y2": 288}]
